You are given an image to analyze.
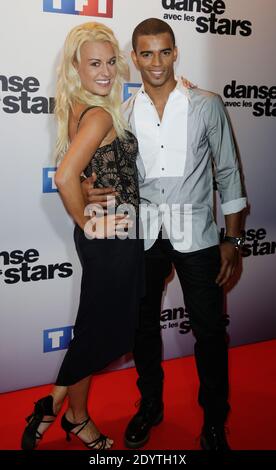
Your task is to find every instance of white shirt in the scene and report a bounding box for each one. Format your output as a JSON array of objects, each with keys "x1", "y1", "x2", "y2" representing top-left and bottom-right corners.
[{"x1": 122, "y1": 79, "x2": 247, "y2": 252}]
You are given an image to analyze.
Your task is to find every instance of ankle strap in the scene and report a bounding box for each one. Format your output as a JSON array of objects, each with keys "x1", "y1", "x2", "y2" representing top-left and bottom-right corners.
[{"x1": 74, "y1": 417, "x2": 90, "y2": 436}]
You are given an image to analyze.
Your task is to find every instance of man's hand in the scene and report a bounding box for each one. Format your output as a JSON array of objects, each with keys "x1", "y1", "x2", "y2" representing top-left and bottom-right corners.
[
  {"x1": 181, "y1": 76, "x2": 197, "y2": 89},
  {"x1": 81, "y1": 176, "x2": 132, "y2": 239},
  {"x1": 216, "y1": 242, "x2": 239, "y2": 286},
  {"x1": 81, "y1": 172, "x2": 117, "y2": 208}
]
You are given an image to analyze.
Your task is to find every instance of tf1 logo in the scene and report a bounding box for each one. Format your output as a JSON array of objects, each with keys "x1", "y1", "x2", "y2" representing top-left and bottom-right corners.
[
  {"x1": 43, "y1": 168, "x2": 57, "y2": 193},
  {"x1": 44, "y1": 326, "x2": 74, "y2": 352},
  {"x1": 43, "y1": 0, "x2": 113, "y2": 18},
  {"x1": 123, "y1": 83, "x2": 141, "y2": 102}
]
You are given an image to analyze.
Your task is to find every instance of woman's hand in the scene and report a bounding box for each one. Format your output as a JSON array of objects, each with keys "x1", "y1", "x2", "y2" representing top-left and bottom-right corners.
[{"x1": 83, "y1": 205, "x2": 133, "y2": 239}]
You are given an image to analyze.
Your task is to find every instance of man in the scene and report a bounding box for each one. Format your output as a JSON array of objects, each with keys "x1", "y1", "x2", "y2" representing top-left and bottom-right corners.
[{"x1": 88, "y1": 18, "x2": 246, "y2": 450}]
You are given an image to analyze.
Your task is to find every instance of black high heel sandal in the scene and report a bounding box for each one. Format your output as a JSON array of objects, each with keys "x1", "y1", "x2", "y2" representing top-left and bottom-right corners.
[
  {"x1": 21, "y1": 395, "x2": 57, "y2": 450},
  {"x1": 61, "y1": 413, "x2": 109, "y2": 450}
]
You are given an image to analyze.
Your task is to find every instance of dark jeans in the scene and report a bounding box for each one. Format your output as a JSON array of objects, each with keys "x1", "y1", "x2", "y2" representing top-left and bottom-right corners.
[{"x1": 133, "y1": 235, "x2": 230, "y2": 425}]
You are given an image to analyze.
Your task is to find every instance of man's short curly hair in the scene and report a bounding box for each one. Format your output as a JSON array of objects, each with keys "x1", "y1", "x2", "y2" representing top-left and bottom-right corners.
[{"x1": 132, "y1": 18, "x2": 176, "y2": 51}]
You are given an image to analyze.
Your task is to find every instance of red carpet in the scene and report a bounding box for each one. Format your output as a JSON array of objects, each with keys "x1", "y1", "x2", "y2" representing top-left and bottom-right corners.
[{"x1": 0, "y1": 340, "x2": 275, "y2": 450}]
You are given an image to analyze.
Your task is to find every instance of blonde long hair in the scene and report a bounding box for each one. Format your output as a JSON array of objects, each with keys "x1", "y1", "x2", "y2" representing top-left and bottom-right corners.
[{"x1": 55, "y1": 22, "x2": 129, "y2": 161}]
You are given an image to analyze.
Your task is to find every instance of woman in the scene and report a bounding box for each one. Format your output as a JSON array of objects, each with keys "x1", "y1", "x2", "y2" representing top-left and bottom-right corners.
[{"x1": 21, "y1": 21, "x2": 143, "y2": 450}]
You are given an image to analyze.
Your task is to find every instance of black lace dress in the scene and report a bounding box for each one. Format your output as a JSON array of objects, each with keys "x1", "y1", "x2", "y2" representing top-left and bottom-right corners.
[{"x1": 56, "y1": 108, "x2": 144, "y2": 386}]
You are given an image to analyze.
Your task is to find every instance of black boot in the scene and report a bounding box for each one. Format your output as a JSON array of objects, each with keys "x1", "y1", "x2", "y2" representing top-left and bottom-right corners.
[
  {"x1": 124, "y1": 398, "x2": 164, "y2": 449},
  {"x1": 200, "y1": 423, "x2": 231, "y2": 450},
  {"x1": 21, "y1": 395, "x2": 56, "y2": 450}
]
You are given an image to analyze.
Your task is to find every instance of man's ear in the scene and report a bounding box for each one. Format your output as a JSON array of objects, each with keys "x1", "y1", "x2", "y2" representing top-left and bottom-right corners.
[
  {"x1": 173, "y1": 46, "x2": 178, "y2": 63},
  {"x1": 131, "y1": 50, "x2": 139, "y2": 70}
]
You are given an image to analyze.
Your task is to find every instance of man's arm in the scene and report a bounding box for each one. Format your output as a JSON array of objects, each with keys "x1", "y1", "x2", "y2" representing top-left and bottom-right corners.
[
  {"x1": 216, "y1": 212, "x2": 243, "y2": 286},
  {"x1": 206, "y1": 94, "x2": 247, "y2": 286},
  {"x1": 207, "y1": 94, "x2": 246, "y2": 211},
  {"x1": 81, "y1": 173, "x2": 117, "y2": 209}
]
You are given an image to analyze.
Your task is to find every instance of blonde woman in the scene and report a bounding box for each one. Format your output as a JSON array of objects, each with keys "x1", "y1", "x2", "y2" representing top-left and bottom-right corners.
[{"x1": 21, "y1": 22, "x2": 144, "y2": 450}]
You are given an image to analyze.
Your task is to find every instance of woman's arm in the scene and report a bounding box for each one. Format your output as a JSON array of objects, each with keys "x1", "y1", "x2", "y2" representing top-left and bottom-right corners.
[{"x1": 55, "y1": 107, "x2": 113, "y2": 230}]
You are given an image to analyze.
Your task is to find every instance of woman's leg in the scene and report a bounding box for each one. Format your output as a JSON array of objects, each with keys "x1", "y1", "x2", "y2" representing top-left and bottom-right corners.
[
  {"x1": 62, "y1": 376, "x2": 113, "y2": 449},
  {"x1": 21, "y1": 385, "x2": 67, "y2": 450}
]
